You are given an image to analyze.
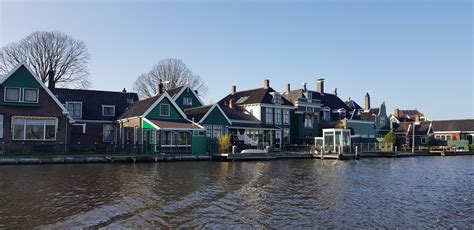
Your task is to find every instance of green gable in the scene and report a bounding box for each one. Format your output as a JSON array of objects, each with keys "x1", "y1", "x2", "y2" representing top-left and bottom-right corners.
[
  {"x1": 146, "y1": 97, "x2": 185, "y2": 120},
  {"x1": 201, "y1": 106, "x2": 231, "y2": 126},
  {"x1": 2, "y1": 65, "x2": 42, "y2": 89},
  {"x1": 175, "y1": 87, "x2": 203, "y2": 110}
]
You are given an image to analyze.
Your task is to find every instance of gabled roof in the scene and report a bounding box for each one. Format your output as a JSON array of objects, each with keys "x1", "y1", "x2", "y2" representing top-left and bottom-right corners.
[
  {"x1": 310, "y1": 91, "x2": 351, "y2": 112},
  {"x1": 184, "y1": 104, "x2": 232, "y2": 125},
  {"x1": 394, "y1": 121, "x2": 432, "y2": 135},
  {"x1": 53, "y1": 88, "x2": 138, "y2": 121},
  {"x1": 345, "y1": 99, "x2": 362, "y2": 111},
  {"x1": 119, "y1": 94, "x2": 161, "y2": 119},
  {"x1": 219, "y1": 105, "x2": 260, "y2": 122},
  {"x1": 166, "y1": 86, "x2": 184, "y2": 98},
  {"x1": 168, "y1": 86, "x2": 205, "y2": 106},
  {"x1": 358, "y1": 108, "x2": 380, "y2": 122},
  {"x1": 432, "y1": 119, "x2": 474, "y2": 132},
  {"x1": 0, "y1": 63, "x2": 71, "y2": 120},
  {"x1": 218, "y1": 87, "x2": 293, "y2": 106},
  {"x1": 283, "y1": 89, "x2": 305, "y2": 104}
]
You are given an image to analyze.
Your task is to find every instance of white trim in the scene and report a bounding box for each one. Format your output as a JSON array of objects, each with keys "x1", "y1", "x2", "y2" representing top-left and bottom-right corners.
[
  {"x1": 66, "y1": 101, "x2": 83, "y2": 119},
  {"x1": 142, "y1": 117, "x2": 161, "y2": 130},
  {"x1": 4, "y1": 87, "x2": 21, "y2": 102},
  {"x1": 0, "y1": 63, "x2": 72, "y2": 121},
  {"x1": 23, "y1": 88, "x2": 39, "y2": 103},
  {"x1": 102, "y1": 123, "x2": 115, "y2": 142},
  {"x1": 347, "y1": 120, "x2": 375, "y2": 124},
  {"x1": 102, "y1": 105, "x2": 116, "y2": 117},
  {"x1": 433, "y1": 131, "x2": 463, "y2": 134},
  {"x1": 172, "y1": 86, "x2": 205, "y2": 106},
  {"x1": 198, "y1": 104, "x2": 233, "y2": 125},
  {"x1": 11, "y1": 116, "x2": 58, "y2": 141},
  {"x1": 229, "y1": 119, "x2": 260, "y2": 124},
  {"x1": 159, "y1": 104, "x2": 171, "y2": 116}
]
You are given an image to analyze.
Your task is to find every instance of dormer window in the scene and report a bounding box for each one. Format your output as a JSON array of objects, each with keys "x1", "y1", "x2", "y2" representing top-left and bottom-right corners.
[
  {"x1": 271, "y1": 93, "x2": 283, "y2": 105},
  {"x1": 322, "y1": 107, "x2": 331, "y2": 121},
  {"x1": 66, "y1": 102, "x2": 82, "y2": 119},
  {"x1": 102, "y1": 105, "x2": 116, "y2": 117},
  {"x1": 183, "y1": 97, "x2": 193, "y2": 106},
  {"x1": 4, "y1": 87, "x2": 38, "y2": 103}
]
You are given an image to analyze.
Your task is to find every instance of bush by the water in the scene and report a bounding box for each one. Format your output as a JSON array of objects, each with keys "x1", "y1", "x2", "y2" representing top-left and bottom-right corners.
[{"x1": 217, "y1": 135, "x2": 232, "y2": 153}]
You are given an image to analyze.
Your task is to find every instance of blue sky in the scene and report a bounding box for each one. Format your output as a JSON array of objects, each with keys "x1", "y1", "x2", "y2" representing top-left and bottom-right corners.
[{"x1": 1, "y1": 0, "x2": 472, "y2": 120}]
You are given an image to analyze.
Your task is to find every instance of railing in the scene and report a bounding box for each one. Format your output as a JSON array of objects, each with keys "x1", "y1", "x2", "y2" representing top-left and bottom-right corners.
[{"x1": 352, "y1": 143, "x2": 394, "y2": 153}]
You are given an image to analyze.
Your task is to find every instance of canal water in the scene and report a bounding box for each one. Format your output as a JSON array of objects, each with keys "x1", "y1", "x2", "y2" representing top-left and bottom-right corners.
[{"x1": 0, "y1": 156, "x2": 472, "y2": 229}]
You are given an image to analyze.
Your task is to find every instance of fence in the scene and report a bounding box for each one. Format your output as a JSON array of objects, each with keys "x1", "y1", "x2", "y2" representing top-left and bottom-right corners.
[{"x1": 352, "y1": 142, "x2": 394, "y2": 153}]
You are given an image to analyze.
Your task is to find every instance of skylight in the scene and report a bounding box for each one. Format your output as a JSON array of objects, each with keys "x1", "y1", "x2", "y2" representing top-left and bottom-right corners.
[{"x1": 236, "y1": 96, "x2": 249, "y2": 104}]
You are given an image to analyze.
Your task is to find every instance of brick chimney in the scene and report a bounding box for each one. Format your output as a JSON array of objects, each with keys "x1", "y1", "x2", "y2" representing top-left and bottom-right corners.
[
  {"x1": 317, "y1": 78, "x2": 324, "y2": 94},
  {"x1": 47, "y1": 70, "x2": 55, "y2": 90},
  {"x1": 365, "y1": 92, "x2": 371, "y2": 110},
  {"x1": 264, "y1": 79, "x2": 270, "y2": 89},
  {"x1": 231, "y1": 85, "x2": 236, "y2": 95},
  {"x1": 122, "y1": 88, "x2": 127, "y2": 93},
  {"x1": 284, "y1": 83, "x2": 291, "y2": 94},
  {"x1": 157, "y1": 80, "x2": 164, "y2": 95},
  {"x1": 229, "y1": 99, "x2": 235, "y2": 109},
  {"x1": 394, "y1": 108, "x2": 400, "y2": 117}
]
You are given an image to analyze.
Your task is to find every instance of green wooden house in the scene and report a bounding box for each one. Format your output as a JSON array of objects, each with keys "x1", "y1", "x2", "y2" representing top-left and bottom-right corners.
[
  {"x1": 117, "y1": 91, "x2": 206, "y2": 155},
  {"x1": 184, "y1": 104, "x2": 232, "y2": 153},
  {"x1": 167, "y1": 86, "x2": 204, "y2": 111}
]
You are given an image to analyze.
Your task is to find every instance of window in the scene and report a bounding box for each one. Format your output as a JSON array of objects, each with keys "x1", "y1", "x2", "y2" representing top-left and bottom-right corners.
[
  {"x1": 323, "y1": 109, "x2": 331, "y2": 121},
  {"x1": 4, "y1": 88, "x2": 38, "y2": 103},
  {"x1": 12, "y1": 117, "x2": 57, "y2": 141},
  {"x1": 5, "y1": 88, "x2": 20, "y2": 102},
  {"x1": 266, "y1": 108, "x2": 273, "y2": 124},
  {"x1": 421, "y1": 137, "x2": 427, "y2": 144},
  {"x1": 102, "y1": 105, "x2": 115, "y2": 117},
  {"x1": 160, "y1": 104, "x2": 170, "y2": 116},
  {"x1": 236, "y1": 96, "x2": 249, "y2": 104},
  {"x1": 283, "y1": 128, "x2": 290, "y2": 144},
  {"x1": 175, "y1": 132, "x2": 191, "y2": 145},
  {"x1": 380, "y1": 116, "x2": 386, "y2": 126},
  {"x1": 161, "y1": 131, "x2": 172, "y2": 145},
  {"x1": 274, "y1": 109, "x2": 282, "y2": 125},
  {"x1": 0, "y1": 114, "x2": 3, "y2": 139},
  {"x1": 304, "y1": 115, "x2": 313, "y2": 128},
  {"x1": 183, "y1": 97, "x2": 193, "y2": 106},
  {"x1": 23, "y1": 89, "x2": 38, "y2": 103},
  {"x1": 307, "y1": 107, "x2": 314, "y2": 112},
  {"x1": 446, "y1": 135, "x2": 451, "y2": 141},
  {"x1": 273, "y1": 95, "x2": 283, "y2": 104},
  {"x1": 213, "y1": 125, "x2": 223, "y2": 138},
  {"x1": 103, "y1": 124, "x2": 115, "y2": 142},
  {"x1": 205, "y1": 125, "x2": 212, "y2": 138},
  {"x1": 66, "y1": 102, "x2": 82, "y2": 118},
  {"x1": 283, "y1": 109, "x2": 290, "y2": 125}
]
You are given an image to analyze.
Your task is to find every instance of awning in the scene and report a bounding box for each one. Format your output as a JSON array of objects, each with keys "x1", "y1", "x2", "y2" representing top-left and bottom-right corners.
[{"x1": 143, "y1": 118, "x2": 204, "y2": 131}]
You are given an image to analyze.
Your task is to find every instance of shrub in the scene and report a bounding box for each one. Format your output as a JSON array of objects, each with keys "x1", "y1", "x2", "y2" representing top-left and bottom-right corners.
[
  {"x1": 217, "y1": 135, "x2": 232, "y2": 153},
  {"x1": 381, "y1": 131, "x2": 396, "y2": 144},
  {"x1": 470, "y1": 144, "x2": 474, "y2": 152}
]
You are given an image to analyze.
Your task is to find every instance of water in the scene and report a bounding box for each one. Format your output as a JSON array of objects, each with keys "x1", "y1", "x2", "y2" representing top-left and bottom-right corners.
[{"x1": 0, "y1": 156, "x2": 472, "y2": 228}]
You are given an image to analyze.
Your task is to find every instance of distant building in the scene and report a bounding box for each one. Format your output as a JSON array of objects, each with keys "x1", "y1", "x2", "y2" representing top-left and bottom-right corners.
[
  {"x1": 393, "y1": 121, "x2": 433, "y2": 150},
  {"x1": 347, "y1": 93, "x2": 391, "y2": 139},
  {"x1": 432, "y1": 119, "x2": 474, "y2": 144},
  {"x1": 391, "y1": 108, "x2": 428, "y2": 123}
]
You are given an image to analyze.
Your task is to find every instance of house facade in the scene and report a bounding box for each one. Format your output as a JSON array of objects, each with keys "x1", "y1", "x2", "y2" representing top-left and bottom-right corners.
[
  {"x1": 167, "y1": 86, "x2": 204, "y2": 111},
  {"x1": 393, "y1": 121, "x2": 433, "y2": 150},
  {"x1": 118, "y1": 90, "x2": 205, "y2": 154},
  {"x1": 218, "y1": 80, "x2": 293, "y2": 149},
  {"x1": 348, "y1": 93, "x2": 391, "y2": 140},
  {"x1": 0, "y1": 64, "x2": 71, "y2": 153},
  {"x1": 52, "y1": 88, "x2": 138, "y2": 152},
  {"x1": 432, "y1": 119, "x2": 474, "y2": 146}
]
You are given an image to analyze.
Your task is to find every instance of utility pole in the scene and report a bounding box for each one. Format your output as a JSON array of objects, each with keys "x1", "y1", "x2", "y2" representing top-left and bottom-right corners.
[{"x1": 412, "y1": 122, "x2": 416, "y2": 153}]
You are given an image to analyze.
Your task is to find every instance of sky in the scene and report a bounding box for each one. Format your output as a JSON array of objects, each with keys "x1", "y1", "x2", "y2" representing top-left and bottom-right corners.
[{"x1": 0, "y1": 0, "x2": 472, "y2": 120}]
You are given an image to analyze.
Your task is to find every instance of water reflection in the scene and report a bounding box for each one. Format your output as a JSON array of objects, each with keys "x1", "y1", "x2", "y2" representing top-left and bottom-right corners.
[{"x1": 0, "y1": 157, "x2": 472, "y2": 228}]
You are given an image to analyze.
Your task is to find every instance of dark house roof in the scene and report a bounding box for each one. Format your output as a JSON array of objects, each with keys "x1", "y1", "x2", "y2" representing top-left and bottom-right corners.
[
  {"x1": 345, "y1": 99, "x2": 362, "y2": 111},
  {"x1": 184, "y1": 105, "x2": 213, "y2": 123},
  {"x1": 358, "y1": 108, "x2": 380, "y2": 121},
  {"x1": 167, "y1": 86, "x2": 184, "y2": 98},
  {"x1": 119, "y1": 94, "x2": 162, "y2": 119},
  {"x1": 394, "y1": 121, "x2": 432, "y2": 135},
  {"x1": 52, "y1": 88, "x2": 139, "y2": 121},
  {"x1": 310, "y1": 91, "x2": 351, "y2": 112},
  {"x1": 220, "y1": 105, "x2": 259, "y2": 122},
  {"x1": 432, "y1": 119, "x2": 474, "y2": 132},
  {"x1": 218, "y1": 87, "x2": 293, "y2": 106}
]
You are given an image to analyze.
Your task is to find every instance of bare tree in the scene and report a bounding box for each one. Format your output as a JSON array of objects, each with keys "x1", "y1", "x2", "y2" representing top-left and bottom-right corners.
[
  {"x1": 133, "y1": 58, "x2": 208, "y2": 98},
  {"x1": 0, "y1": 31, "x2": 90, "y2": 88}
]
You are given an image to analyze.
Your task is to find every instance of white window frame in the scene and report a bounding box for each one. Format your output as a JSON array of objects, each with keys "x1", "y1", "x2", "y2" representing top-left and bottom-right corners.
[
  {"x1": 304, "y1": 115, "x2": 313, "y2": 128},
  {"x1": 160, "y1": 104, "x2": 170, "y2": 116},
  {"x1": 0, "y1": 114, "x2": 3, "y2": 139},
  {"x1": 103, "y1": 124, "x2": 115, "y2": 142},
  {"x1": 274, "y1": 109, "x2": 282, "y2": 125},
  {"x1": 4, "y1": 87, "x2": 21, "y2": 102},
  {"x1": 266, "y1": 108, "x2": 273, "y2": 124},
  {"x1": 66, "y1": 101, "x2": 83, "y2": 119},
  {"x1": 213, "y1": 125, "x2": 223, "y2": 138},
  {"x1": 283, "y1": 109, "x2": 290, "y2": 125},
  {"x1": 23, "y1": 88, "x2": 39, "y2": 103},
  {"x1": 102, "y1": 105, "x2": 116, "y2": 117},
  {"x1": 12, "y1": 117, "x2": 57, "y2": 141},
  {"x1": 183, "y1": 97, "x2": 193, "y2": 106}
]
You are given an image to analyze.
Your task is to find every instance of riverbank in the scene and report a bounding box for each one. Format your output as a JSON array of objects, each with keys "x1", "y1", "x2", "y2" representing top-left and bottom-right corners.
[{"x1": 0, "y1": 151, "x2": 473, "y2": 165}]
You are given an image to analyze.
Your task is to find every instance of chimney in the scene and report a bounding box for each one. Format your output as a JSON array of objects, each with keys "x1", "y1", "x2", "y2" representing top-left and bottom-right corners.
[
  {"x1": 302, "y1": 82, "x2": 307, "y2": 91},
  {"x1": 317, "y1": 78, "x2": 324, "y2": 94},
  {"x1": 365, "y1": 92, "x2": 371, "y2": 110},
  {"x1": 284, "y1": 83, "x2": 291, "y2": 94},
  {"x1": 334, "y1": 88, "x2": 338, "y2": 96},
  {"x1": 394, "y1": 108, "x2": 400, "y2": 117},
  {"x1": 264, "y1": 79, "x2": 270, "y2": 89},
  {"x1": 157, "y1": 80, "x2": 164, "y2": 95},
  {"x1": 231, "y1": 85, "x2": 236, "y2": 95},
  {"x1": 229, "y1": 99, "x2": 235, "y2": 109},
  {"x1": 47, "y1": 70, "x2": 55, "y2": 90},
  {"x1": 122, "y1": 88, "x2": 127, "y2": 93},
  {"x1": 194, "y1": 90, "x2": 198, "y2": 96}
]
